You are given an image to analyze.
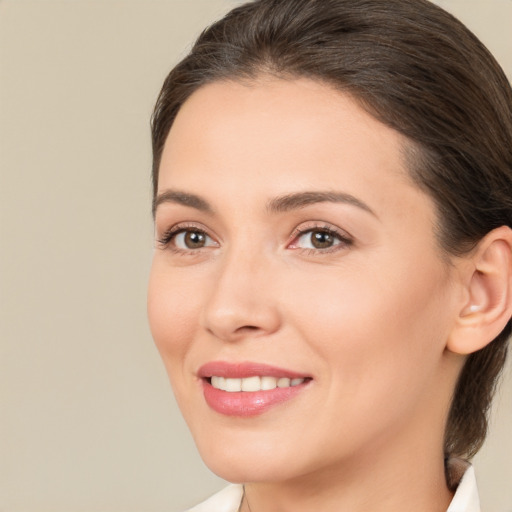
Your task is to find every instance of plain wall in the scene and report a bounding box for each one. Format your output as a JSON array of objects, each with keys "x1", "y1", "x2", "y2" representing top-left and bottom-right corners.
[{"x1": 1, "y1": 1, "x2": 511, "y2": 511}]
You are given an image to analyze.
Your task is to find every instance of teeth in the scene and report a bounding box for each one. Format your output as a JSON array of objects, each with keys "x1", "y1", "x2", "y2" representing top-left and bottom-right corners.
[
  {"x1": 261, "y1": 376, "x2": 277, "y2": 390},
  {"x1": 241, "y1": 376, "x2": 261, "y2": 392},
  {"x1": 277, "y1": 377, "x2": 291, "y2": 388},
  {"x1": 225, "y1": 378, "x2": 242, "y2": 392},
  {"x1": 210, "y1": 376, "x2": 306, "y2": 392},
  {"x1": 210, "y1": 376, "x2": 225, "y2": 390}
]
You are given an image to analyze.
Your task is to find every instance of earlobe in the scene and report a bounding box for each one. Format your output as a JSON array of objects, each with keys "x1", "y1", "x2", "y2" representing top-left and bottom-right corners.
[{"x1": 447, "y1": 226, "x2": 512, "y2": 355}]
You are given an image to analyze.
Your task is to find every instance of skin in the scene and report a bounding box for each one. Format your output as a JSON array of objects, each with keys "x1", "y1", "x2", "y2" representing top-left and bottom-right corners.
[{"x1": 147, "y1": 77, "x2": 471, "y2": 512}]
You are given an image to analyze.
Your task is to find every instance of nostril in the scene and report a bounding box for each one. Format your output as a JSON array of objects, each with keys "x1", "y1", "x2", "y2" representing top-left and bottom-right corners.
[{"x1": 235, "y1": 325, "x2": 260, "y2": 333}]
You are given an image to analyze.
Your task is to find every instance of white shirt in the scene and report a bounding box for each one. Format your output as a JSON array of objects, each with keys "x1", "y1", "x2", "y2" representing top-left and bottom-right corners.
[{"x1": 186, "y1": 465, "x2": 480, "y2": 512}]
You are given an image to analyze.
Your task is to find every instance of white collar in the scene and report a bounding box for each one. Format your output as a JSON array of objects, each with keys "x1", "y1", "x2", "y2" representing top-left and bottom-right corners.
[
  {"x1": 446, "y1": 465, "x2": 481, "y2": 512},
  {"x1": 186, "y1": 484, "x2": 243, "y2": 512},
  {"x1": 187, "y1": 464, "x2": 480, "y2": 512}
]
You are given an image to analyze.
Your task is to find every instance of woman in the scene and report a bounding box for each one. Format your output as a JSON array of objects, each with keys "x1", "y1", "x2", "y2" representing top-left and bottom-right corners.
[{"x1": 147, "y1": 0, "x2": 512, "y2": 510}]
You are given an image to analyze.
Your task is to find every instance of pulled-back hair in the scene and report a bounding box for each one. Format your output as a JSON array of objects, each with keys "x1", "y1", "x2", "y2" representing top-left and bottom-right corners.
[{"x1": 151, "y1": 0, "x2": 512, "y2": 459}]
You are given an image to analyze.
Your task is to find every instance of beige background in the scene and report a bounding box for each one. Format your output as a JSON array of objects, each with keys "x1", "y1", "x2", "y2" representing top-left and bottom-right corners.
[{"x1": 1, "y1": 1, "x2": 511, "y2": 511}]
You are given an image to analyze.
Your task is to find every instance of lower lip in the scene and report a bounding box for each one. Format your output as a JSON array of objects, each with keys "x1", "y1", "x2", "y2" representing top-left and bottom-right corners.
[{"x1": 202, "y1": 380, "x2": 309, "y2": 417}]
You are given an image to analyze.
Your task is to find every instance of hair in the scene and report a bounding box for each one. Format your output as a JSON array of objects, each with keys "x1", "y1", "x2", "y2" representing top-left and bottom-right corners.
[{"x1": 151, "y1": 0, "x2": 512, "y2": 460}]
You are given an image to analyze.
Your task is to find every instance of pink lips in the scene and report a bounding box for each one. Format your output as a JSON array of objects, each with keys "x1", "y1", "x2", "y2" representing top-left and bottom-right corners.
[{"x1": 198, "y1": 361, "x2": 311, "y2": 417}]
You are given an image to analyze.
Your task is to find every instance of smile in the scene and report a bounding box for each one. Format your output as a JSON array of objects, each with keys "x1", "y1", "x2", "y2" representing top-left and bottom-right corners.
[
  {"x1": 199, "y1": 362, "x2": 312, "y2": 416},
  {"x1": 210, "y1": 376, "x2": 306, "y2": 392}
]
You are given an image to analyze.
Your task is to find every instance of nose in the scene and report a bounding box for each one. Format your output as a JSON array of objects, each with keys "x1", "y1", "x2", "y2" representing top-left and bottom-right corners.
[{"x1": 201, "y1": 248, "x2": 282, "y2": 342}]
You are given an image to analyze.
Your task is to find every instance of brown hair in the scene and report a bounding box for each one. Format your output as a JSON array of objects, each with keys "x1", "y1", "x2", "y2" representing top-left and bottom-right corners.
[{"x1": 151, "y1": 0, "x2": 512, "y2": 459}]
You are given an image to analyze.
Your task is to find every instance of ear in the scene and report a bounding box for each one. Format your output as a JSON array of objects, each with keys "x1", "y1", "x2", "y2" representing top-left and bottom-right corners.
[{"x1": 447, "y1": 226, "x2": 512, "y2": 355}]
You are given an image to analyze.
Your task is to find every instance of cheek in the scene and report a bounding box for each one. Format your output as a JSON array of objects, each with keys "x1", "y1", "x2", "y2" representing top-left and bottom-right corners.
[
  {"x1": 147, "y1": 261, "x2": 201, "y2": 373},
  {"x1": 274, "y1": 259, "x2": 454, "y2": 455},
  {"x1": 284, "y1": 255, "x2": 453, "y2": 389}
]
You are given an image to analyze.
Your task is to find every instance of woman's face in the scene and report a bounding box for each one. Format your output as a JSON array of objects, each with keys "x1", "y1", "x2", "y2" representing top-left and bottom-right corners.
[{"x1": 148, "y1": 78, "x2": 462, "y2": 483}]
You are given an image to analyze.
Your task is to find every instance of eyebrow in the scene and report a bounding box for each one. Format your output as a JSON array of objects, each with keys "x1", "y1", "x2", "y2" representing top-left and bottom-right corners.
[
  {"x1": 153, "y1": 190, "x2": 214, "y2": 216},
  {"x1": 266, "y1": 191, "x2": 376, "y2": 216},
  {"x1": 153, "y1": 189, "x2": 376, "y2": 218}
]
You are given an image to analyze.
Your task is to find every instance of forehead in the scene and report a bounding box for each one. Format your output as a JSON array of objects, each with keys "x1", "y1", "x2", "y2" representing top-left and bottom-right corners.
[
  {"x1": 158, "y1": 77, "x2": 432, "y2": 224},
  {"x1": 165, "y1": 77, "x2": 406, "y2": 163}
]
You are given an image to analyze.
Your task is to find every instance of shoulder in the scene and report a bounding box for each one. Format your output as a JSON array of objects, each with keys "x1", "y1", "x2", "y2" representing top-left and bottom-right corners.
[{"x1": 185, "y1": 484, "x2": 244, "y2": 512}]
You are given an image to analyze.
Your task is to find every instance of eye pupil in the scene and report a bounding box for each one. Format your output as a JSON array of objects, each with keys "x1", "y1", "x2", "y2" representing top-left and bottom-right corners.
[
  {"x1": 311, "y1": 231, "x2": 334, "y2": 249},
  {"x1": 185, "y1": 231, "x2": 206, "y2": 248}
]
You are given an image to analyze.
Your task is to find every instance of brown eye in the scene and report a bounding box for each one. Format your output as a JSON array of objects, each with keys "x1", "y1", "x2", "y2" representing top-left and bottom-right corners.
[
  {"x1": 183, "y1": 231, "x2": 207, "y2": 249},
  {"x1": 290, "y1": 227, "x2": 351, "y2": 252},
  {"x1": 310, "y1": 230, "x2": 336, "y2": 249},
  {"x1": 169, "y1": 229, "x2": 217, "y2": 250}
]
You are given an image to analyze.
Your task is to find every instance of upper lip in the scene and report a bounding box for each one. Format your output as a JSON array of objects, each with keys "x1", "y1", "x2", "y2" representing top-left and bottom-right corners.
[{"x1": 198, "y1": 361, "x2": 311, "y2": 379}]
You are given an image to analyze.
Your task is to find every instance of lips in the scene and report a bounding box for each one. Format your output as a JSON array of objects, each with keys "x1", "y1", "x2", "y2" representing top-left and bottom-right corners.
[{"x1": 198, "y1": 361, "x2": 312, "y2": 417}]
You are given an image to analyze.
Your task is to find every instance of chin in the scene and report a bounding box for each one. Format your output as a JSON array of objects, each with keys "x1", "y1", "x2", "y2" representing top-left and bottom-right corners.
[
  {"x1": 202, "y1": 450, "x2": 299, "y2": 484},
  {"x1": 190, "y1": 424, "x2": 320, "y2": 484}
]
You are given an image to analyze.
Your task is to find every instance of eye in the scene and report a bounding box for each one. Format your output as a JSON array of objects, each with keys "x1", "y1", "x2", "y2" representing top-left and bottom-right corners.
[
  {"x1": 288, "y1": 225, "x2": 352, "y2": 252},
  {"x1": 300, "y1": 230, "x2": 338, "y2": 249},
  {"x1": 174, "y1": 230, "x2": 215, "y2": 249},
  {"x1": 157, "y1": 226, "x2": 218, "y2": 251}
]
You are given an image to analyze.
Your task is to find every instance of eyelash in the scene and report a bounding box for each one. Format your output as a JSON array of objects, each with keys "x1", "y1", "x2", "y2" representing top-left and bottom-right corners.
[
  {"x1": 289, "y1": 224, "x2": 353, "y2": 255},
  {"x1": 156, "y1": 223, "x2": 353, "y2": 255},
  {"x1": 157, "y1": 223, "x2": 215, "y2": 254}
]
